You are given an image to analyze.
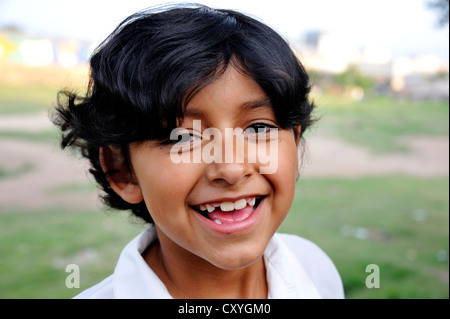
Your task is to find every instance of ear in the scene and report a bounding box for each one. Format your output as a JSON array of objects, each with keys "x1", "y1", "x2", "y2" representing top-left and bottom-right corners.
[
  {"x1": 294, "y1": 126, "x2": 302, "y2": 181},
  {"x1": 99, "y1": 146, "x2": 143, "y2": 204},
  {"x1": 294, "y1": 126, "x2": 302, "y2": 146}
]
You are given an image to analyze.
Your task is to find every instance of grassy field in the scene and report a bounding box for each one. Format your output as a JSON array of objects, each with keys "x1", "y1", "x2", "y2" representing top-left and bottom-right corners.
[
  {"x1": 0, "y1": 176, "x2": 447, "y2": 299},
  {"x1": 0, "y1": 83, "x2": 59, "y2": 115},
  {"x1": 0, "y1": 207, "x2": 145, "y2": 299},
  {"x1": 281, "y1": 176, "x2": 449, "y2": 299},
  {"x1": 310, "y1": 93, "x2": 449, "y2": 154},
  {"x1": 0, "y1": 82, "x2": 448, "y2": 299}
]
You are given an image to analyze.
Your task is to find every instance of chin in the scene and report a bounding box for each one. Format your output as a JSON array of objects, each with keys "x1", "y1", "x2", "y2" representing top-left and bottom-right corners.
[{"x1": 207, "y1": 241, "x2": 266, "y2": 271}]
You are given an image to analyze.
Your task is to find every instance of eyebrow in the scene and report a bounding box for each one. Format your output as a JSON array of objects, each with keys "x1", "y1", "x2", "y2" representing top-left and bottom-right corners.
[
  {"x1": 183, "y1": 96, "x2": 272, "y2": 118},
  {"x1": 240, "y1": 96, "x2": 272, "y2": 111}
]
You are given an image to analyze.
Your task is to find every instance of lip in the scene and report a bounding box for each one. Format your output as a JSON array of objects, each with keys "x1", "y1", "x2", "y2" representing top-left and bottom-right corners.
[{"x1": 193, "y1": 196, "x2": 266, "y2": 235}]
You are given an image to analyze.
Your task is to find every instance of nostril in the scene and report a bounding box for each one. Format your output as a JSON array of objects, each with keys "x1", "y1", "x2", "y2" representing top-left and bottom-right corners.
[{"x1": 205, "y1": 162, "x2": 252, "y2": 185}]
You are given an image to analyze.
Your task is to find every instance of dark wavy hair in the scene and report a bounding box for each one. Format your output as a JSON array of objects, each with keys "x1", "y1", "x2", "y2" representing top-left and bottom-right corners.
[{"x1": 52, "y1": 4, "x2": 316, "y2": 224}]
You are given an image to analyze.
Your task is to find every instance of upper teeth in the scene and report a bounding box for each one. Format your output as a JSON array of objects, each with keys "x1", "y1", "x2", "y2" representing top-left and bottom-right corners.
[{"x1": 198, "y1": 197, "x2": 256, "y2": 213}]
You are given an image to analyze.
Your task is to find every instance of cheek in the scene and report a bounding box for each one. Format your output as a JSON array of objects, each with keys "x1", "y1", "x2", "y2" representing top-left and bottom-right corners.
[
  {"x1": 135, "y1": 161, "x2": 201, "y2": 217},
  {"x1": 268, "y1": 137, "x2": 299, "y2": 211}
]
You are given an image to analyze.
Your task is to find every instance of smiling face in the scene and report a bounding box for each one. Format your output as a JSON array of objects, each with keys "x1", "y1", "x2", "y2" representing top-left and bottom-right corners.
[{"x1": 123, "y1": 65, "x2": 300, "y2": 270}]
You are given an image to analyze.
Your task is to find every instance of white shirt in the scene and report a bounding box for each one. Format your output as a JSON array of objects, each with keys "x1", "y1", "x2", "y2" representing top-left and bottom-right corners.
[{"x1": 74, "y1": 226, "x2": 344, "y2": 299}]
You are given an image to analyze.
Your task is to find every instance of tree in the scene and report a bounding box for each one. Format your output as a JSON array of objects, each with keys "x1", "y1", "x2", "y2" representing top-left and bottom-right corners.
[
  {"x1": 333, "y1": 65, "x2": 374, "y2": 92},
  {"x1": 427, "y1": 0, "x2": 449, "y2": 27}
]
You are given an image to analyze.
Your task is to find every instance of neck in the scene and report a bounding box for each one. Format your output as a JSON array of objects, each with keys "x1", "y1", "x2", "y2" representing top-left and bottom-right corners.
[{"x1": 143, "y1": 230, "x2": 268, "y2": 299}]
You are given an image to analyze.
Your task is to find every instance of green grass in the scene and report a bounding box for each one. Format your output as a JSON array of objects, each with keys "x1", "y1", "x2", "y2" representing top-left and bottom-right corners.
[
  {"x1": 47, "y1": 181, "x2": 98, "y2": 194},
  {"x1": 0, "y1": 176, "x2": 447, "y2": 299},
  {"x1": 310, "y1": 94, "x2": 449, "y2": 154},
  {"x1": 1, "y1": 83, "x2": 448, "y2": 155},
  {"x1": 279, "y1": 176, "x2": 449, "y2": 299},
  {"x1": 0, "y1": 83, "x2": 448, "y2": 299},
  {"x1": 0, "y1": 129, "x2": 60, "y2": 144},
  {"x1": 0, "y1": 208, "x2": 146, "y2": 299},
  {"x1": 0, "y1": 163, "x2": 34, "y2": 180},
  {"x1": 0, "y1": 84, "x2": 60, "y2": 115}
]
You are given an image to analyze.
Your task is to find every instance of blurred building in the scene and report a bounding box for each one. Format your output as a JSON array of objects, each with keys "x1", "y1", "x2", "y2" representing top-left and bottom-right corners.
[
  {"x1": 297, "y1": 30, "x2": 359, "y2": 74},
  {"x1": 295, "y1": 30, "x2": 449, "y2": 100},
  {"x1": 1, "y1": 28, "x2": 448, "y2": 99},
  {"x1": 391, "y1": 55, "x2": 449, "y2": 99},
  {"x1": 0, "y1": 28, "x2": 94, "y2": 67}
]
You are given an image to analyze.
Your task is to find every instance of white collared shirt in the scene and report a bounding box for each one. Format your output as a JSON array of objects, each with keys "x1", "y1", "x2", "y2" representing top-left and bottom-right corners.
[{"x1": 74, "y1": 226, "x2": 344, "y2": 299}]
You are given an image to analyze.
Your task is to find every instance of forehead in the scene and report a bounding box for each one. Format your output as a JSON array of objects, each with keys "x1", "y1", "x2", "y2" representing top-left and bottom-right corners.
[{"x1": 184, "y1": 65, "x2": 272, "y2": 117}]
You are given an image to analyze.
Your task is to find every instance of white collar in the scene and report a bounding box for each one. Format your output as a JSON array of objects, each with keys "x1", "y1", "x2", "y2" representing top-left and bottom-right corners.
[
  {"x1": 112, "y1": 226, "x2": 321, "y2": 299},
  {"x1": 264, "y1": 233, "x2": 321, "y2": 299}
]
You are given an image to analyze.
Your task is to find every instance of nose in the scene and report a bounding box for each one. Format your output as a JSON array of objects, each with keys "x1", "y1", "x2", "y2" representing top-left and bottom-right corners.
[
  {"x1": 206, "y1": 127, "x2": 254, "y2": 185},
  {"x1": 206, "y1": 162, "x2": 252, "y2": 185}
]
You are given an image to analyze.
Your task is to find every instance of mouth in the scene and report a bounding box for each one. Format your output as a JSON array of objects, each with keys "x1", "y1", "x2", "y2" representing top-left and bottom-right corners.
[{"x1": 192, "y1": 196, "x2": 264, "y2": 226}]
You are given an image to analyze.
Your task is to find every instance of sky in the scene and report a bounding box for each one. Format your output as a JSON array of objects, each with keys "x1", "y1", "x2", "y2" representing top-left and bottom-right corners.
[{"x1": 0, "y1": 0, "x2": 448, "y2": 59}]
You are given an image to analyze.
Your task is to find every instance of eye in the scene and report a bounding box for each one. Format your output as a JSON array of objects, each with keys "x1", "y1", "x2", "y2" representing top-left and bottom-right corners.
[
  {"x1": 161, "y1": 128, "x2": 202, "y2": 145},
  {"x1": 243, "y1": 123, "x2": 277, "y2": 136},
  {"x1": 176, "y1": 131, "x2": 202, "y2": 144}
]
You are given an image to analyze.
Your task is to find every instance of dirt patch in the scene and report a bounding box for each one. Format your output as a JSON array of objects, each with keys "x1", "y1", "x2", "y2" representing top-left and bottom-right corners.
[
  {"x1": 0, "y1": 140, "x2": 99, "y2": 211},
  {"x1": 0, "y1": 113, "x2": 52, "y2": 131},
  {"x1": 301, "y1": 135, "x2": 449, "y2": 178},
  {"x1": 0, "y1": 134, "x2": 448, "y2": 211}
]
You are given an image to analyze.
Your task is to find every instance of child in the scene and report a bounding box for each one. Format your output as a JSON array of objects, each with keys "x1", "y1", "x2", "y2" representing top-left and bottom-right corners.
[{"x1": 53, "y1": 4, "x2": 344, "y2": 299}]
